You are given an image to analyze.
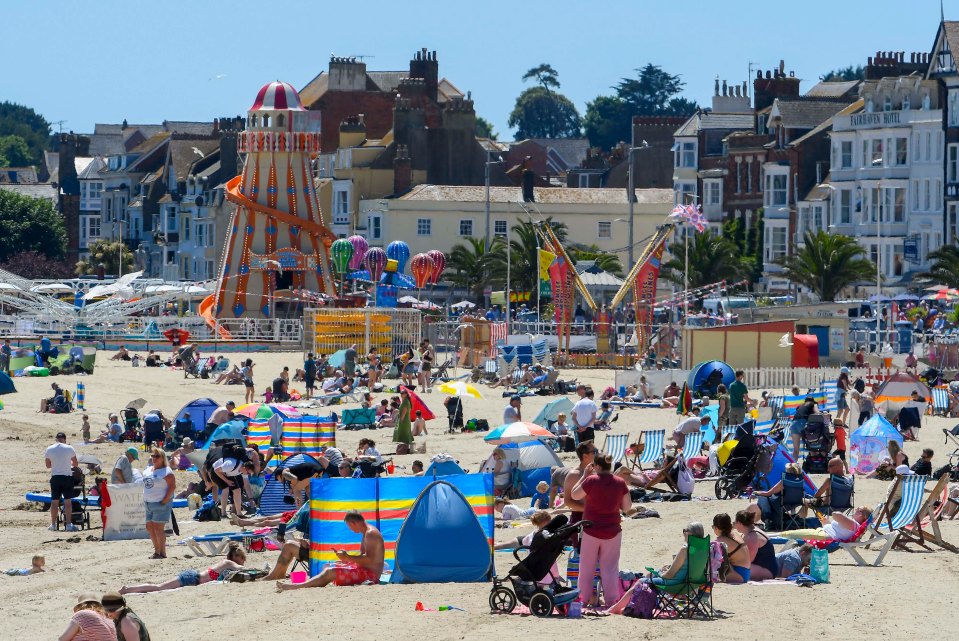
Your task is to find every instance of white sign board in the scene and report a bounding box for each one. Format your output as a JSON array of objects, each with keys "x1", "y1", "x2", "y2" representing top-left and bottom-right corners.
[{"x1": 102, "y1": 482, "x2": 149, "y2": 541}]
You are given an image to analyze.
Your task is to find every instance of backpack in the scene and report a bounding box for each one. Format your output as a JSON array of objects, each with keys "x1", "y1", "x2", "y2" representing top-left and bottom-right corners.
[
  {"x1": 623, "y1": 581, "x2": 656, "y2": 618},
  {"x1": 194, "y1": 499, "x2": 222, "y2": 522},
  {"x1": 710, "y1": 540, "x2": 731, "y2": 582},
  {"x1": 854, "y1": 377, "x2": 866, "y2": 394},
  {"x1": 221, "y1": 441, "x2": 250, "y2": 464}
]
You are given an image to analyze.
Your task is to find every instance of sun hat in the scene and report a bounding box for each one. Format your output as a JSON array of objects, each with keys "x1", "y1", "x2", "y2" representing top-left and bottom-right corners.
[
  {"x1": 100, "y1": 592, "x2": 125, "y2": 612},
  {"x1": 125, "y1": 447, "x2": 139, "y2": 460},
  {"x1": 74, "y1": 593, "x2": 100, "y2": 609}
]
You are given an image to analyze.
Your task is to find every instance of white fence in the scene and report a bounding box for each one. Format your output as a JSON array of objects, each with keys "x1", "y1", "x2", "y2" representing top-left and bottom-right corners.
[{"x1": 741, "y1": 367, "x2": 842, "y2": 391}]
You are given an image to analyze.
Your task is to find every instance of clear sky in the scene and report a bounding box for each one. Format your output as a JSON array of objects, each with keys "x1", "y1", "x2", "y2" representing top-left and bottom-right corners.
[{"x1": 1, "y1": 0, "x2": 948, "y2": 140}]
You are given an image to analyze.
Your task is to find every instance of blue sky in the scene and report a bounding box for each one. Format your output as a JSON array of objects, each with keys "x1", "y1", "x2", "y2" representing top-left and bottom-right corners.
[{"x1": 1, "y1": 1, "x2": 947, "y2": 140}]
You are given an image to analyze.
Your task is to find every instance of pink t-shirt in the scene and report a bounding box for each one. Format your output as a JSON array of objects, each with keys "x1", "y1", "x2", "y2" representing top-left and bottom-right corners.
[
  {"x1": 70, "y1": 610, "x2": 116, "y2": 641},
  {"x1": 581, "y1": 473, "x2": 628, "y2": 539}
]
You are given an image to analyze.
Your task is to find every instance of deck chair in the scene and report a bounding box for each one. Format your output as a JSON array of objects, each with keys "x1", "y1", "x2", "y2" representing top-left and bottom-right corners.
[
  {"x1": 340, "y1": 408, "x2": 377, "y2": 429},
  {"x1": 429, "y1": 357, "x2": 455, "y2": 386},
  {"x1": 529, "y1": 370, "x2": 559, "y2": 394},
  {"x1": 183, "y1": 530, "x2": 272, "y2": 557},
  {"x1": 899, "y1": 474, "x2": 958, "y2": 553},
  {"x1": 679, "y1": 431, "x2": 705, "y2": 461},
  {"x1": 838, "y1": 474, "x2": 928, "y2": 566},
  {"x1": 931, "y1": 386, "x2": 950, "y2": 417},
  {"x1": 720, "y1": 424, "x2": 736, "y2": 442},
  {"x1": 647, "y1": 534, "x2": 713, "y2": 620},
  {"x1": 643, "y1": 455, "x2": 681, "y2": 494},
  {"x1": 768, "y1": 396, "x2": 785, "y2": 420},
  {"x1": 602, "y1": 433, "x2": 630, "y2": 465},
  {"x1": 631, "y1": 429, "x2": 665, "y2": 470}
]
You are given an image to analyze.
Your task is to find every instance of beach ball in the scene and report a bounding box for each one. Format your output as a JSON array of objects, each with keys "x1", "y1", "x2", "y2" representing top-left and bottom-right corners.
[
  {"x1": 426, "y1": 249, "x2": 446, "y2": 284},
  {"x1": 188, "y1": 493, "x2": 203, "y2": 510},
  {"x1": 410, "y1": 253, "x2": 434, "y2": 289},
  {"x1": 386, "y1": 240, "x2": 411, "y2": 273},
  {"x1": 364, "y1": 247, "x2": 388, "y2": 283},
  {"x1": 330, "y1": 238, "x2": 353, "y2": 274},
  {"x1": 348, "y1": 235, "x2": 368, "y2": 270}
]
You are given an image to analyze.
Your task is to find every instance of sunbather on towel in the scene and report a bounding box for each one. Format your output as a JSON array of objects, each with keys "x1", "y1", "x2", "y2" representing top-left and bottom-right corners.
[
  {"x1": 120, "y1": 543, "x2": 248, "y2": 593},
  {"x1": 776, "y1": 506, "x2": 872, "y2": 541},
  {"x1": 276, "y1": 511, "x2": 384, "y2": 591}
]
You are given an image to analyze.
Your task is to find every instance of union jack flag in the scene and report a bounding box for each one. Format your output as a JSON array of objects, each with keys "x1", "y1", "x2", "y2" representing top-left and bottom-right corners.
[{"x1": 669, "y1": 204, "x2": 707, "y2": 233}]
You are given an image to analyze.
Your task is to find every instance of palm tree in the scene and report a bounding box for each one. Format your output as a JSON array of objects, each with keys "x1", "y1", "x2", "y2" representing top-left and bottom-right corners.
[
  {"x1": 504, "y1": 218, "x2": 568, "y2": 294},
  {"x1": 778, "y1": 231, "x2": 876, "y2": 301},
  {"x1": 661, "y1": 232, "x2": 751, "y2": 290},
  {"x1": 919, "y1": 245, "x2": 959, "y2": 289},
  {"x1": 445, "y1": 238, "x2": 506, "y2": 299},
  {"x1": 569, "y1": 244, "x2": 624, "y2": 276},
  {"x1": 75, "y1": 240, "x2": 134, "y2": 276}
]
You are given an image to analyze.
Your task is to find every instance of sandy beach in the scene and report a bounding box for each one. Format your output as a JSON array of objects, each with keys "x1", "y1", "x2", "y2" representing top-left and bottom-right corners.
[{"x1": 2, "y1": 352, "x2": 958, "y2": 640}]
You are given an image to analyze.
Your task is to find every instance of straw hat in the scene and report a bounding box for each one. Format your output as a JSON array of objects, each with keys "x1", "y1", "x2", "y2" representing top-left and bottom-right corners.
[{"x1": 74, "y1": 593, "x2": 100, "y2": 609}]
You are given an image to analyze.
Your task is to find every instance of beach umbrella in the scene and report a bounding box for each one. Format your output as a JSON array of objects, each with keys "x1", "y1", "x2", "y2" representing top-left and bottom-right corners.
[
  {"x1": 401, "y1": 385, "x2": 436, "y2": 420},
  {"x1": 484, "y1": 421, "x2": 554, "y2": 445},
  {"x1": 426, "y1": 250, "x2": 446, "y2": 284},
  {"x1": 451, "y1": 301, "x2": 476, "y2": 309},
  {"x1": 398, "y1": 295, "x2": 420, "y2": 304},
  {"x1": 235, "y1": 403, "x2": 301, "y2": 420},
  {"x1": 386, "y1": 240, "x2": 411, "y2": 273},
  {"x1": 327, "y1": 349, "x2": 348, "y2": 368},
  {"x1": 410, "y1": 253, "x2": 434, "y2": 289},
  {"x1": 126, "y1": 398, "x2": 147, "y2": 410},
  {"x1": 438, "y1": 380, "x2": 483, "y2": 399},
  {"x1": 676, "y1": 382, "x2": 693, "y2": 415},
  {"x1": 923, "y1": 291, "x2": 959, "y2": 301},
  {"x1": 347, "y1": 235, "x2": 368, "y2": 270},
  {"x1": 893, "y1": 293, "x2": 920, "y2": 302},
  {"x1": 330, "y1": 238, "x2": 353, "y2": 274}
]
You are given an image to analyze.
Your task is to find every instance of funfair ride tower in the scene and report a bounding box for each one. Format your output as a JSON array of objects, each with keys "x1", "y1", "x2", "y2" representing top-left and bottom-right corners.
[{"x1": 215, "y1": 81, "x2": 335, "y2": 319}]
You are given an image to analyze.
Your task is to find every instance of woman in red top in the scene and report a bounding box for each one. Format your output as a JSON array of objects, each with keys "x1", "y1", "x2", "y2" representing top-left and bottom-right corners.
[{"x1": 570, "y1": 453, "x2": 630, "y2": 607}]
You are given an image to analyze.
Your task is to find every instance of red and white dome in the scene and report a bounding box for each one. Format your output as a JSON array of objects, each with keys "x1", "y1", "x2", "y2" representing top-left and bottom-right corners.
[{"x1": 249, "y1": 81, "x2": 304, "y2": 112}]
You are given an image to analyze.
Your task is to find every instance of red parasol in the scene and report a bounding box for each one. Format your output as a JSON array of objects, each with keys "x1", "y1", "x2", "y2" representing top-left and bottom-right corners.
[{"x1": 401, "y1": 385, "x2": 436, "y2": 420}]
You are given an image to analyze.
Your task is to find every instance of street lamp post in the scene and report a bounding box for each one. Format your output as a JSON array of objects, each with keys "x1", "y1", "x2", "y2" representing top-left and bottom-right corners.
[
  {"x1": 484, "y1": 151, "x2": 503, "y2": 253},
  {"x1": 626, "y1": 136, "x2": 650, "y2": 272}
]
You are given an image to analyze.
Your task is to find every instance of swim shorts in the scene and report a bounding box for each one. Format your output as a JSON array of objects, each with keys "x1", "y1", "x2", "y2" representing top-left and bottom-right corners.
[
  {"x1": 178, "y1": 569, "x2": 200, "y2": 587},
  {"x1": 332, "y1": 562, "x2": 379, "y2": 586}
]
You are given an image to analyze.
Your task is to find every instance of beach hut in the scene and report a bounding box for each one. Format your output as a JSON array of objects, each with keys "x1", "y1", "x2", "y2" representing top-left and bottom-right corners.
[
  {"x1": 391, "y1": 480, "x2": 492, "y2": 583},
  {"x1": 175, "y1": 398, "x2": 218, "y2": 436},
  {"x1": 480, "y1": 440, "x2": 562, "y2": 496},
  {"x1": 850, "y1": 415, "x2": 903, "y2": 475},
  {"x1": 687, "y1": 360, "x2": 735, "y2": 397}
]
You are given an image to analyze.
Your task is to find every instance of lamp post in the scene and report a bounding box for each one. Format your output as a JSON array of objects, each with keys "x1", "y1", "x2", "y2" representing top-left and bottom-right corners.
[
  {"x1": 484, "y1": 151, "x2": 504, "y2": 253},
  {"x1": 626, "y1": 136, "x2": 651, "y2": 272}
]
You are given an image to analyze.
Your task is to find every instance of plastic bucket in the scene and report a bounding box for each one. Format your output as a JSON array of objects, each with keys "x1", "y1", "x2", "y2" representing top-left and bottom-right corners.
[
  {"x1": 883, "y1": 357, "x2": 893, "y2": 368},
  {"x1": 290, "y1": 571, "x2": 307, "y2": 584}
]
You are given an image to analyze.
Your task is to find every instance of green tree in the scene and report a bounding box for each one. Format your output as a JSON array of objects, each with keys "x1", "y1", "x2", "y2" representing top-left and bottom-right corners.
[
  {"x1": 0, "y1": 135, "x2": 33, "y2": 167},
  {"x1": 445, "y1": 237, "x2": 506, "y2": 299},
  {"x1": 475, "y1": 116, "x2": 498, "y2": 140},
  {"x1": 508, "y1": 65, "x2": 582, "y2": 139},
  {"x1": 0, "y1": 101, "x2": 51, "y2": 165},
  {"x1": 778, "y1": 231, "x2": 876, "y2": 301},
  {"x1": 75, "y1": 239, "x2": 135, "y2": 277},
  {"x1": 662, "y1": 231, "x2": 751, "y2": 290},
  {"x1": 0, "y1": 189, "x2": 66, "y2": 261},
  {"x1": 502, "y1": 219, "x2": 569, "y2": 296},
  {"x1": 722, "y1": 210, "x2": 765, "y2": 284},
  {"x1": 821, "y1": 65, "x2": 865, "y2": 82},
  {"x1": 0, "y1": 250, "x2": 74, "y2": 279},
  {"x1": 919, "y1": 245, "x2": 959, "y2": 289},
  {"x1": 584, "y1": 64, "x2": 698, "y2": 150},
  {"x1": 569, "y1": 244, "x2": 624, "y2": 276}
]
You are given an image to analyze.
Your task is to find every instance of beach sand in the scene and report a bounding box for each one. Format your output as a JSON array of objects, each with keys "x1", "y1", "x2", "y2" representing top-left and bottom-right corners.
[{"x1": 2, "y1": 352, "x2": 957, "y2": 639}]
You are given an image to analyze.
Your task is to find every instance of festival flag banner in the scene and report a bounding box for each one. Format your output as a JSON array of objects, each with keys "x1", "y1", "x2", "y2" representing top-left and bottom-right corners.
[
  {"x1": 538, "y1": 249, "x2": 556, "y2": 297},
  {"x1": 670, "y1": 204, "x2": 707, "y2": 233},
  {"x1": 632, "y1": 238, "x2": 667, "y2": 352}
]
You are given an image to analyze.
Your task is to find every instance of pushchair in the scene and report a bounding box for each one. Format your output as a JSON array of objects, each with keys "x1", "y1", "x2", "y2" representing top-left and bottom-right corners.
[
  {"x1": 800, "y1": 415, "x2": 834, "y2": 474},
  {"x1": 56, "y1": 468, "x2": 92, "y2": 531},
  {"x1": 714, "y1": 421, "x2": 776, "y2": 499},
  {"x1": 123, "y1": 406, "x2": 142, "y2": 442},
  {"x1": 489, "y1": 515, "x2": 590, "y2": 617},
  {"x1": 936, "y1": 425, "x2": 959, "y2": 481}
]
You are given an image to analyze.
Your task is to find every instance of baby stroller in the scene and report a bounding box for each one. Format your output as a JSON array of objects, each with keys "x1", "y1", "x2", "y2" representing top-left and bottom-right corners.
[
  {"x1": 57, "y1": 467, "x2": 92, "y2": 531},
  {"x1": 936, "y1": 425, "x2": 959, "y2": 481},
  {"x1": 489, "y1": 515, "x2": 590, "y2": 617},
  {"x1": 800, "y1": 415, "x2": 834, "y2": 474},
  {"x1": 123, "y1": 407, "x2": 142, "y2": 442},
  {"x1": 715, "y1": 421, "x2": 776, "y2": 499}
]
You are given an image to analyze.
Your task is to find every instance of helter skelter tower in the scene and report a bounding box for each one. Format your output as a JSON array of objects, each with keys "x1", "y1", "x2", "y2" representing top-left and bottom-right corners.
[{"x1": 214, "y1": 81, "x2": 335, "y2": 319}]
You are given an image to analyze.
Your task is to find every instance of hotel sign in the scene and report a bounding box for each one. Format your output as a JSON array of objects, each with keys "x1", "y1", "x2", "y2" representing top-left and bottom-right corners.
[{"x1": 849, "y1": 111, "x2": 901, "y2": 128}]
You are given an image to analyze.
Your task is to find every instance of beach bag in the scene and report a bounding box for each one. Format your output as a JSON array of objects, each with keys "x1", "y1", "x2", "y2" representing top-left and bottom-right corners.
[
  {"x1": 623, "y1": 582, "x2": 656, "y2": 618},
  {"x1": 194, "y1": 499, "x2": 221, "y2": 522},
  {"x1": 675, "y1": 457, "x2": 695, "y2": 495},
  {"x1": 809, "y1": 547, "x2": 830, "y2": 583},
  {"x1": 476, "y1": 419, "x2": 490, "y2": 432},
  {"x1": 710, "y1": 540, "x2": 731, "y2": 582},
  {"x1": 854, "y1": 377, "x2": 866, "y2": 394},
  {"x1": 464, "y1": 418, "x2": 478, "y2": 432}
]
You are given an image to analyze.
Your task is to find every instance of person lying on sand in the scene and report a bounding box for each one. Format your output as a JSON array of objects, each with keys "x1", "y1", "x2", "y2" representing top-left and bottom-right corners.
[
  {"x1": 4, "y1": 554, "x2": 45, "y2": 576},
  {"x1": 120, "y1": 543, "x2": 248, "y2": 593},
  {"x1": 276, "y1": 511, "x2": 384, "y2": 591}
]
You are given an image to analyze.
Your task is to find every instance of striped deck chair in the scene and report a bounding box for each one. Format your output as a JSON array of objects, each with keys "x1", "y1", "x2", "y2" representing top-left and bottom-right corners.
[
  {"x1": 839, "y1": 474, "x2": 928, "y2": 567},
  {"x1": 720, "y1": 424, "x2": 736, "y2": 442},
  {"x1": 768, "y1": 396, "x2": 784, "y2": 419},
  {"x1": 931, "y1": 386, "x2": 950, "y2": 417},
  {"x1": 820, "y1": 381, "x2": 838, "y2": 412},
  {"x1": 680, "y1": 430, "x2": 705, "y2": 461},
  {"x1": 899, "y1": 474, "x2": 958, "y2": 553},
  {"x1": 631, "y1": 429, "x2": 665, "y2": 470},
  {"x1": 602, "y1": 433, "x2": 630, "y2": 465}
]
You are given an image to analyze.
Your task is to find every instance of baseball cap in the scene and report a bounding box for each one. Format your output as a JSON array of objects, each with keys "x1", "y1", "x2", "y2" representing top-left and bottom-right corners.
[
  {"x1": 100, "y1": 592, "x2": 125, "y2": 612},
  {"x1": 125, "y1": 447, "x2": 139, "y2": 460},
  {"x1": 55, "y1": 431, "x2": 66, "y2": 440}
]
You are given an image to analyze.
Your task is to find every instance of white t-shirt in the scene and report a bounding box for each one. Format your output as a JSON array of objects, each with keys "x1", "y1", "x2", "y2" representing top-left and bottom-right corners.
[
  {"x1": 364, "y1": 446, "x2": 383, "y2": 464},
  {"x1": 213, "y1": 458, "x2": 242, "y2": 476},
  {"x1": 503, "y1": 405, "x2": 520, "y2": 425},
  {"x1": 571, "y1": 398, "x2": 598, "y2": 428},
  {"x1": 45, "y1": 442, "x2": 76, "y2": 476},
  {"x1": 823, "y1": 519, "x2": 855, "y2": 541},
  {"x1": 501, "y1": 503, "x2": 523, "y2": 520},
  {"x1": 142, "y1": 466, "x2": 173, "y2": 503},
  {"x1": 674, "y1": 416, "x2": 703, "y2": 436}
]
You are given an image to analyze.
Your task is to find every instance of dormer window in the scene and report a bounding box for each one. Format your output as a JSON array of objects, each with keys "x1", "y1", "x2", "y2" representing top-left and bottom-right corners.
[
  {"x1": 866, "y1": 98, "x2": 874, "y2": 113},
  {"x1": 883, "y1": 96, "x2": 892, "y2": 112},
  {"x1": 902, "y1": 95, "x2": 910, "y2": 111}
]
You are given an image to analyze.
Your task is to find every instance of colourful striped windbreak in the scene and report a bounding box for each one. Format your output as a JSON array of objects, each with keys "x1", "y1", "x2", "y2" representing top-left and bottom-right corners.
[
  {"x1": 247, "y1": 418, "x2": 272, "y2": 452},
  {"x1": 308, "y1": 474, "x2": 494, "y2": 576},
  {"x1": 280, "y1": 417, "x2": 335, "y2": 458},
  {"x1": 780, "y1": 392, "x2": 826, "y2": 417}
]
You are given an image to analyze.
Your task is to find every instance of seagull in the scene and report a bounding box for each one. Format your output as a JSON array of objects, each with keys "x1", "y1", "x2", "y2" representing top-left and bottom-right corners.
[
  {"x1": 778, "y1": 332, "x2": 794, "y2": 348},
  {"x1": 208, "y1": 74, "x2": 228, "y2": 81},
  {"x1": 192, "y1": 147, "x2": 205, "y2": 158}
]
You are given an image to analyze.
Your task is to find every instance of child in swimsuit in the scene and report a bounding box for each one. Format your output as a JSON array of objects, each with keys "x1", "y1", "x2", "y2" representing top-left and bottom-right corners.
[{"x1": 4, "y1": 555, "x2": 44, "y2": 576}]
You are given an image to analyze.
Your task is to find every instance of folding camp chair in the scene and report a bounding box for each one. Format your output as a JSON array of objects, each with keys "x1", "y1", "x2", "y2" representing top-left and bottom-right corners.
[
  {"x1": 601, "y1": 433, "x2": 630, "y2": 465},
  {"x1": 838, "y1": 474, "x2": 928, "y2": 567},
  {"x1": 679, "y1": 431, "x2": 705, "y2": 461},
  {"x1": 931, "y1": 386, "x2": 950, "y2": 417},
  {"x1": 340, "y1": 408, "x2": 377, "y2": 430},
  {"x1": 429, "y1": 357, "x2": 455, "y2": 386},
  {"x1": 824, "y1": 474, "x2": 854, "y2": 515},
  {"x1": 631, "y1": 429, "x2": 665, "y2": 470},
  {"x1": 646, "y1": 534, "x2": 713, "y2": 619},
  {"x1": 182, "y1": 530, "x2": 270, "y2": 557},
  {"x1": 780, "y1": 472, "x2": 808, "y2": 531}
]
